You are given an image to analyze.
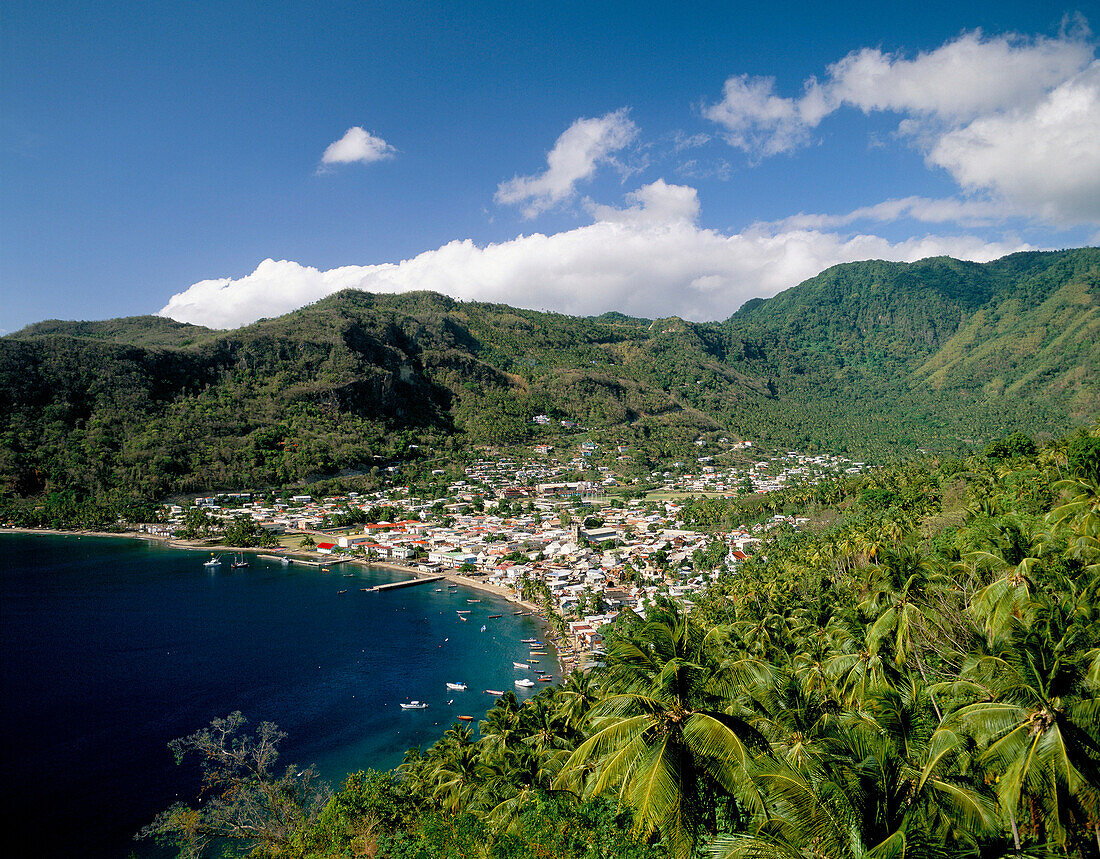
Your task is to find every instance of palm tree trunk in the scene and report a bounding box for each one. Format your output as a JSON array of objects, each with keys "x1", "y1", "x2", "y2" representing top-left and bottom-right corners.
[
  {"x1": 913, "y1": 651, "x2": 942, "y2": 722},
  {"x1": 1008, "y1": 807, "x2": 1021, "y2": 855}
]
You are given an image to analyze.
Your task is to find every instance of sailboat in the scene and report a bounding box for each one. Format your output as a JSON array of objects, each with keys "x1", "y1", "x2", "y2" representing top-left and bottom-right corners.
[{"x1": 231, "y1": 553, "x2": 249, "y2": 568}]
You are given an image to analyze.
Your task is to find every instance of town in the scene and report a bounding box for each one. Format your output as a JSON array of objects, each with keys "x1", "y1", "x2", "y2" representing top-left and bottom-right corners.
[{"x1": 152, "y1": 439, "x2": 866, "y2": 658}]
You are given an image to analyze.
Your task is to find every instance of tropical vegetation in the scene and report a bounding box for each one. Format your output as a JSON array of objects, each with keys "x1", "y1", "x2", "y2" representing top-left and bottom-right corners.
[
  {"x1": 2, "y1": 249, "x2": 1097, "y2": 527},
  {"x1": 143, "y1": 425, "x2": 1100, "y2": 858}
]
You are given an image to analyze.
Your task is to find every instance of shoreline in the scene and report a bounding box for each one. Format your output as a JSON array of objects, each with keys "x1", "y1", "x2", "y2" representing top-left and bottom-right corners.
[{"x1": 2, "y1": 526, "x2": 575, "y2": 676}]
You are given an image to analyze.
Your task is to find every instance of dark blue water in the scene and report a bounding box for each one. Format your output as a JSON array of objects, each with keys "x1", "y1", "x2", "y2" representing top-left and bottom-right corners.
[{"x1": 0, "y1": 533, "x2": 552, "y2": 858}]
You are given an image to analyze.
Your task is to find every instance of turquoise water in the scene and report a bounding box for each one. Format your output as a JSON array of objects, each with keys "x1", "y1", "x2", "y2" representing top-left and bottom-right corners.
[{"x1": 0, "y1": 533, "x2": 553, "y2": 858}]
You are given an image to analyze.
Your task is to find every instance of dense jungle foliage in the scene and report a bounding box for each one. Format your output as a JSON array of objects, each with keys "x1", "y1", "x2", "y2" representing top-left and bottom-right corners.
[
  {"x1": 1, "y1": 249, "x2": 1096, "y2": 526},
  {"x1": 143, "y1": 426, "x2": 1100, "y2": 859}
]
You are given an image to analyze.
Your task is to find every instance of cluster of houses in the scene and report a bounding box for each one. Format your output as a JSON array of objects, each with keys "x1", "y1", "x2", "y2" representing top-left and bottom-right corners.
[{"x1": 158, "y1": 441, "x2": 865, "y2": 641}]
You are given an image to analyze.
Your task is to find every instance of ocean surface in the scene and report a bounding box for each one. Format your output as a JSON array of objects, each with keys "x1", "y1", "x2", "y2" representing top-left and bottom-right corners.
[{"x1": 0, "y1": 533, "x2": 553, "y2": 858}]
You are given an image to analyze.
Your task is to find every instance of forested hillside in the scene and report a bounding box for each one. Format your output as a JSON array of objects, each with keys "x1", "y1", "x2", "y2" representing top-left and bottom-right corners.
[{"x1": 1, "y1": 248, "x2": 1096, "y2": 524}]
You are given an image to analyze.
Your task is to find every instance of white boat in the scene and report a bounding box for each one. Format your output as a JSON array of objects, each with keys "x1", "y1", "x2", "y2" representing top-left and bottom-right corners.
[
  {"x1": 459, "y1": 615, "x2": 467, "y2": 622},
  {"x1": 514, "y1": 678, "x2": 535, "y2": 687},
  {"x1": 446, "y1": 682, "x2": 468, "y2": 691},
  {"x1": 480, "y1": 625, "x2": 486, "y2": 632},
  {"x1": 399, "y1": 701, "x2": 428, "y2": 710},
  {"x1": 513, "y1": 662, "x2": 529, "y2": 669},
  {"x1": 203, "y1": 555, "x2": 221, "y2": 568},
  {"x1": 231, "y1": 553, "x2": 248, "y2": 568},
  {"x1": 485, "y1": 689, "x2": 504, "y2": 696}
]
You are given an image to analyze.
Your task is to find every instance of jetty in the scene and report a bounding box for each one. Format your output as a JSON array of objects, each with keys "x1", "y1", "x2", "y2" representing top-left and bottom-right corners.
[{"x1": 367, "y1": 575, "x2": 445, "y2": 593}]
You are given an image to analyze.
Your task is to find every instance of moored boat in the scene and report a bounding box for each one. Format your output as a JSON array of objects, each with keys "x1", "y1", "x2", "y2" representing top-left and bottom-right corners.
[
  {"x1": 446, "y1": 682, "x2": 467, "y2": 691},
  {"x1": 457, "y1": 715, "x2": 475, "y2": 721},
  {"x1": 513, "y1": 662, "x2": 528, "y2": 669},
  {"x1": 514, "y1": 678, "x2": 535, "y2": 687},
  {"x1": 203, "y1": 554, "x2": 221, "y2": 568},
  {"x1": 399, "y1": 701, "x2": 428, "y2": 710},
  {"x1": 485, "y1": 689, "x2": 504, "y2": 696},
  {"x1": 488, "y1": 614, "x2": 502, "y2": 618}
]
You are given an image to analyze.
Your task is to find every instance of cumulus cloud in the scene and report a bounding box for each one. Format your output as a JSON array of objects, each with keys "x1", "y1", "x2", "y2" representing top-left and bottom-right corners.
[
  {"x1": 320, "y1": 127, "x2": 396, "y2": 168},
  {"x1": 159, "y1": 180, "x2": 1028, "y2": 329},
  {"x1": 704, "y1": 27, "x2": 1099, "y2": 224},
  {"x1": 495, "y1": 109, "x2": 638, "y2": 217},
  {"x1": 928, "y1": 62, "x2": 1100, "y2": 224}
]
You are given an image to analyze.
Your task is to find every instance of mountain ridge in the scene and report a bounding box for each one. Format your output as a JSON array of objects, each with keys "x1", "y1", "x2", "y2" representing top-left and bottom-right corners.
[{"x1": 1, "y1": 249, "x2": 1096, "y2": 516}]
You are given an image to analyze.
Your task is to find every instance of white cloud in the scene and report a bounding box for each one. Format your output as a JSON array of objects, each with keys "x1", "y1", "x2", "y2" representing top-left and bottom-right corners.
[
  {"x1": 495, "y1": 109, "x2": 638, "y2": 217},
  {"x1": 703, "y1": 75, "x2": 817, "y2": 158},
  {"x1": 159, "y1": 180, "x2": 1028, "y2": 330},
  {"x1": 823, "y1": 30, "x2": 1093, "y2": 120},
  {"x1": 770, "y1": 195, "x2": 1018, "y2": 231},
  {"x1": 320, "y1": 127, "x2": 396, "y2": 167},
  {"x1": 929, "y1": 62, "x2": 1100, "y2": 224},
  {"x1": 703, "y1": 27, "x2": 1099, "y2": 224},
  {"x1": 586, "y1": 178, "x2": 700, "y2": 225}
]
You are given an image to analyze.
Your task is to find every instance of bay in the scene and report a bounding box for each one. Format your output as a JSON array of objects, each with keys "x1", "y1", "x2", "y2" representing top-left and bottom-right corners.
[{"x1": 0, "y1": 533, "x2": 552, "y2": 858}]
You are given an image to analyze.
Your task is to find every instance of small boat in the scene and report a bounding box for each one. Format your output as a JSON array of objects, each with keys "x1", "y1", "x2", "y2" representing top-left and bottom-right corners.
[
  {"x1": 457, "y1": 715, "x2": 475, "y2": 721},
  {"x1": 434, "y1": 588, "x2": 443, "y2": 592},
  {"x1": 480, "y1": 625, "x2": 486, "y2": 632},
  {"x1": 488, "y1": 614, "x2": 502, "y2": 619},
  {"x1": 337, "y1": 590, "x2": 347, "y2": 595},
  {"x1": 538, "y1": 676, "x2": 553, "y2": 682},
  {"x1": 203, "y1": 555, "x2": 221, "y2": 568},
  {"x1": 485, "y1": 689, "x2": 504, "y2": 696},
  {"x1": 446, "y1": 682, "x2": 468, "y2": 691},
  {"x1": 512, "y1": 611, "x2": 524, "y2": 615},
  {"x1": 399, "y1": 701, "x2": 428, "y2": 710},
  {"x1": 513, "y1": 662, "x2": 529, "y2": 669},
  {"x1": 459, "y1": 616, "x2": 467, "y2": 622},
  {"x1": 521, "y1": 638, "x2": 538, "y2": 643},
  {"x1": 456, "y1": 610, "x2": 471, "y2": 614},
  {"x1": 321, "y1": 568, "x2": 330, "y2": 572},
  {"x1": 467, "y1": 599, "x2": 480, "y2": 603},
  {"x1": 515, "y1": 678, "x2": 535, "y2": 687},
  {"x1": 231, "y1": 554, "x2": 249, "y2": 568},
  {"x1": 529, "y1": 660, "x2": 540, "y2": 664}
]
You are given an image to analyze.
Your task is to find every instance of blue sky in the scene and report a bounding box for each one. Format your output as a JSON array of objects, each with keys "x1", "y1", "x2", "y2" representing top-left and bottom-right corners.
[{"x1": 3, "y1": 1, "x2": 1097, "y2": 331}]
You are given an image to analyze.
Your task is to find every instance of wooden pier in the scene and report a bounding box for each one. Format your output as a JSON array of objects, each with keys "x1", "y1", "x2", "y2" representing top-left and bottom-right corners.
[{"x1": 368, "y1": 574, "x2": 445, "y2": 592}]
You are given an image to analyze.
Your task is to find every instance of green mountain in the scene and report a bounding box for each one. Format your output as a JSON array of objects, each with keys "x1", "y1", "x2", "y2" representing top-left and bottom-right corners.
[{"x1": 1, "y1": 248, "x2": 1096, "y2": 518}]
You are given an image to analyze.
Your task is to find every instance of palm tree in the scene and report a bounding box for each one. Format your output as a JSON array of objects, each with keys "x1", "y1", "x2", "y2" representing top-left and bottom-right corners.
[
  {"x1": 962, "y1": 513, "x2": 1047, "y2": 640},
  {"x1": 932, "y1": 614, "x2": 1100, "y2": 853},
  {"x1": 859, "y1": 544, "x2": 950, "y2": 718},
  {"x1": 555, "y1": 668, "x2": 600, "y2": 735},
  {"x1": 715, "y1": 681, "x2": 997, "y2": 859},
  {"x1": 425, "y1": 724, "x2": 483, "y2": 814},
  {"x1": 556, "y1": 604, "x2": 769, "y2": 858}
]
